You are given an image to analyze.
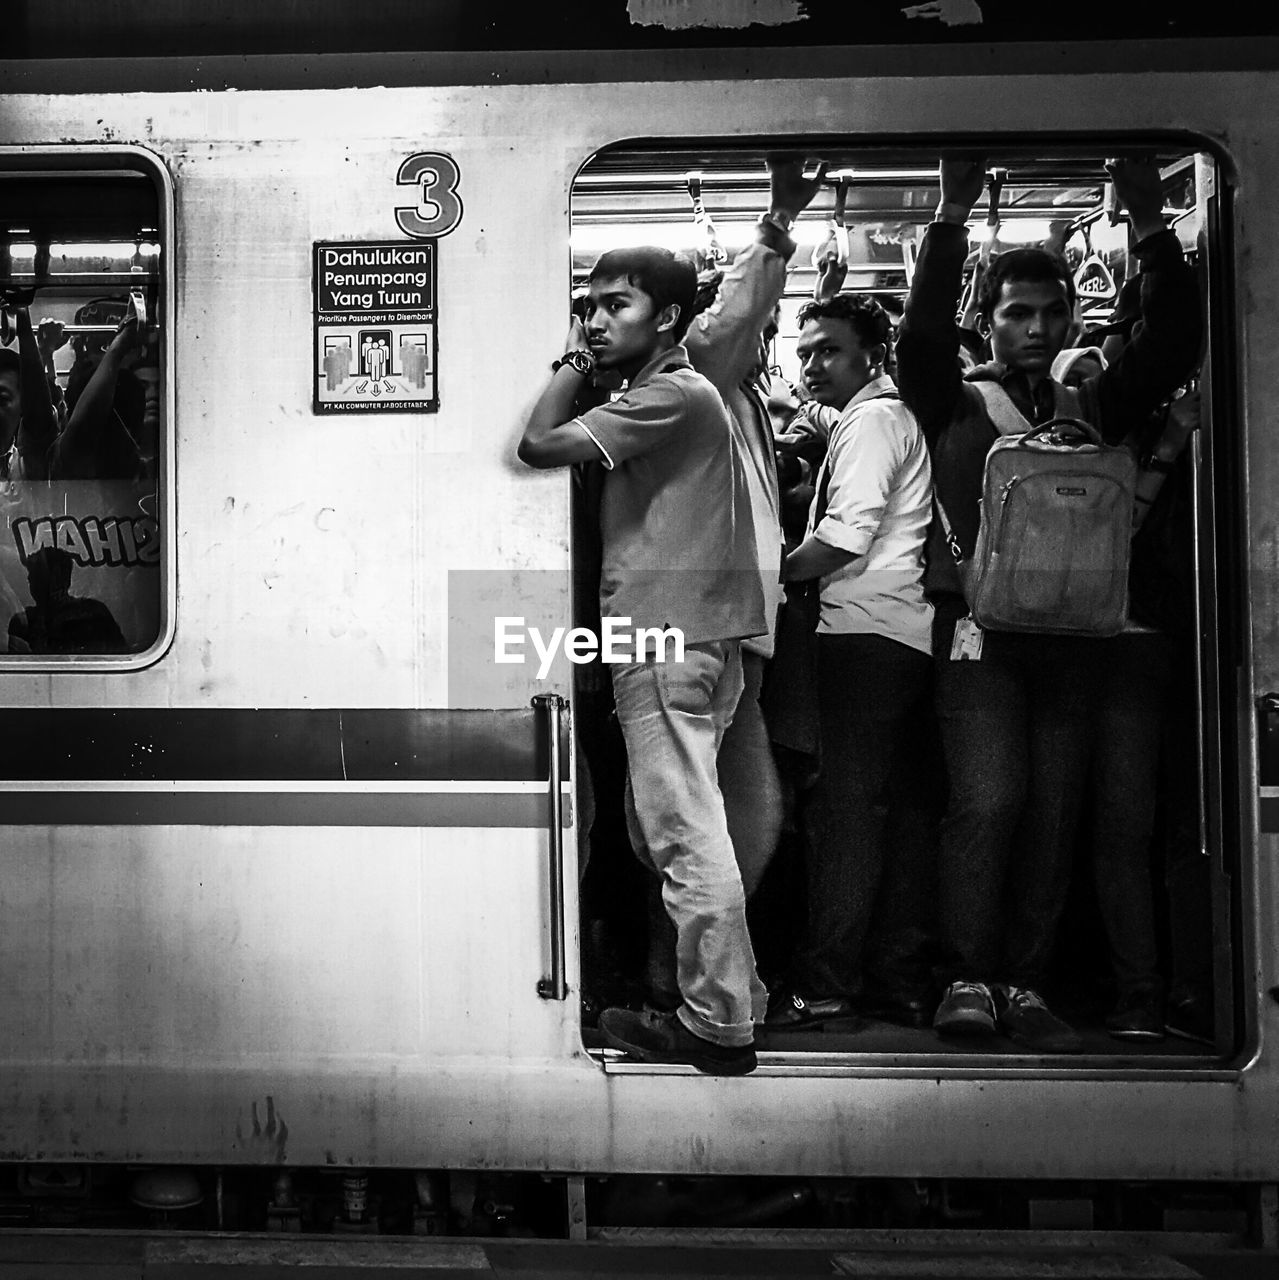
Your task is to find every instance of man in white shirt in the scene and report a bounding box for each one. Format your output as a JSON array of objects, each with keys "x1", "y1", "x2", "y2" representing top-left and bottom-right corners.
[{"x1": 767, "y1": 293, "x2": 935, "y2": 1031}]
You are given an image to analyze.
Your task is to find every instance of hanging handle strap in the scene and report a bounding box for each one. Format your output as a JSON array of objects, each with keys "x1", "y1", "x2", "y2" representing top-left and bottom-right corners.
[
  {"x1": 980, "y1": 169, "x2": 1004, "y2": 268},
  {"x1": 811, "y1": 176, "x2": 851, "y2": 269},
  {"x1": 686, "y1": 172, "x2": 727, "y2": 266}
]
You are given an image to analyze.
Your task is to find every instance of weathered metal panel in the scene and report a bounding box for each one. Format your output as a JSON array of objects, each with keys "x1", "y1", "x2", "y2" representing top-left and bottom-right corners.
[{"x1": 0, "y1": 68, "x2": 1273, "y2": 1181}]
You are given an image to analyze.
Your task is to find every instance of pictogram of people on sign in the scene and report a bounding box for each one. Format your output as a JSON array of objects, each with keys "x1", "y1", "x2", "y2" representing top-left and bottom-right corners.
[{"x1": 316, "y1": 328, "x2": 433, "y2": 406}]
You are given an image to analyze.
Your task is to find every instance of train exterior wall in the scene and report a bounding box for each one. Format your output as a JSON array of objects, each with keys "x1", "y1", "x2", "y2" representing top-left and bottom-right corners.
[{"x1": 0, "y1": 65, "x2": 1275, "y2": 1181}]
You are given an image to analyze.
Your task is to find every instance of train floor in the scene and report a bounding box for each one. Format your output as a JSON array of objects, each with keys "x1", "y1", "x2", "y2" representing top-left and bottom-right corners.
[
  {"x1": 0, "y1": 1231, "x2": 1276, "y2": 1279},
  {"x1": 582, "y1": 1002, "x2": 1219, "y2": 1069}
]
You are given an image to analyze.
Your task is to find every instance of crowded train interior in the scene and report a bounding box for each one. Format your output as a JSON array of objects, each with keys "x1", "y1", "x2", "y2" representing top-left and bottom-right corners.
[{"x1": 570, "y1": 143, "x2": 1235, "y2": 1067}]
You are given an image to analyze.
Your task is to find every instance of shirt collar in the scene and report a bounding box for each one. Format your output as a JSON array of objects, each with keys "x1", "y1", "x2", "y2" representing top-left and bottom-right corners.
[
  {"x1": 842, "y1": 372, "x2": 897, "y2": 411},
  {"x1": 628, "y1": 342, "x2": 690, "y2": 390},
  {"x1": 969, "y1": 361, "x2": 1055, "y2": 423}
]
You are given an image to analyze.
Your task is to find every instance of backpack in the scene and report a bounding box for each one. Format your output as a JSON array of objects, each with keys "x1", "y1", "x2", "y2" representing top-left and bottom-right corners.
[{"x1": 939, "y1": 380, "x2": 1138, "y2": 638}]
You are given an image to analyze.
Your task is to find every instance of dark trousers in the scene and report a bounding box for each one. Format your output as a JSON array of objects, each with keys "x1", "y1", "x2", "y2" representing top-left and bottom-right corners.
[
  {"x1": 933, "y1": 615, "x2": 1100, "y2": 989},
  {"x1": 791, "y1": 632, "x2": 933, "y2": 1000},
  {"x1": 1088, "y1": 632, "x2": 1173, "y2": 998},
  {"x1": 865, "y1": 695, "x2": 945, "y2": 996}
]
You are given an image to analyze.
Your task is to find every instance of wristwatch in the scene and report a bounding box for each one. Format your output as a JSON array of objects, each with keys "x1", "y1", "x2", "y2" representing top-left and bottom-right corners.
[{"x1": 552, "y1": 349, "x2": 595, "y2": 376}]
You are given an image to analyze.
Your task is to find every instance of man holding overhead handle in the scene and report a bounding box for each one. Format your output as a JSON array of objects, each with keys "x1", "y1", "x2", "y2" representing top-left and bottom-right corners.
[
  {"x1": 895, "y1": 153, "x2": 1202, "y2": 1053},
  {"x1": 518, "y1": 242, "x2": 767, "y2": 1075}
]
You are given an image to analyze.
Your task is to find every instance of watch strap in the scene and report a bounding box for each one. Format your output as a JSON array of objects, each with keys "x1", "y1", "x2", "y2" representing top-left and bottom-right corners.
[{"x1": 552, "y1": 350, "x2": 595, "y2": 375}]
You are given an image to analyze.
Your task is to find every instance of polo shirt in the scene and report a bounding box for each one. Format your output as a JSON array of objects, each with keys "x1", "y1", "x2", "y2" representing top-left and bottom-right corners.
[
  {"x1": 807, "y1": 374, "x2": 934, "y2": 655},
  {"x1": 575, "y1": 343, "x2": 766, "y2": 647}
]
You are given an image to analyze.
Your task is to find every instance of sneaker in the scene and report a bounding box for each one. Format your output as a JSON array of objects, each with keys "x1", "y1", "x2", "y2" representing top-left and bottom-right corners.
[
  {"x1": 933, "y1": 980, "x2": 997, "y2": 1036},
  {"x1": 765, "y1": 988, "x2": 864, "y2": 1032},
  {"x1": 1106, "y1": 989, "x2": 1166, "y2": 1042},
  {"x1": 598, "y1": 1007, "x2": 757, "y2": 1076},
  {"x1": 994, "y1": 985, "x2": 1084, "y2": 1054}
]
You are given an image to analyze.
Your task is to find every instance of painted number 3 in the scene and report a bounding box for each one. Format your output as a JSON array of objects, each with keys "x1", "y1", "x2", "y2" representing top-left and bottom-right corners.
[{"x1": 396, "y1": 152, "x2": 463, "y2": 238}]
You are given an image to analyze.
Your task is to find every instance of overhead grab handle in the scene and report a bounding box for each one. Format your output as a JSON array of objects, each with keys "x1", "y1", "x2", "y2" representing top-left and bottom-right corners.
[
  {"x1": 685, "y1": 172, "x2": 728, "y2": 267},
  {"x1": 981, "y1": 169, "x2": 1005, "y2": 267},
  {"x1": 811, "y1": 176, "x2": 851, "y2": 270}
]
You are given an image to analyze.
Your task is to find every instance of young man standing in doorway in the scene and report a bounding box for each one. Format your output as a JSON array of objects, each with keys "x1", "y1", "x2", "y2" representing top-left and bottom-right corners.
[{"x1": 519, "y1": 246, "x2": 766, "y2": 1075}]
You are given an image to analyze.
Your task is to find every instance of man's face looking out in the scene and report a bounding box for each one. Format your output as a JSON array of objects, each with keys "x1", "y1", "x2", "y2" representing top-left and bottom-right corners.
[
  {"x1": 795, "y1": 316, "x2": 883, "y2": 411},
  {"x1": 981, "y1": 278, "x2": 1074, "y2": 377},
  {"x1": 584, "y1": 275, "x2": 676, "y2": 379}
]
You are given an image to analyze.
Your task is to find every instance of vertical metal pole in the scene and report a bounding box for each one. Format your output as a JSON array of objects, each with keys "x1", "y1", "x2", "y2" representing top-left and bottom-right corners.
[
  {"x1": 533, "y1": 693, "x2": 568, "y2": 1001},
  {"x1": 1188, "y1": 428, "x2": 1211, "y2": 860}
]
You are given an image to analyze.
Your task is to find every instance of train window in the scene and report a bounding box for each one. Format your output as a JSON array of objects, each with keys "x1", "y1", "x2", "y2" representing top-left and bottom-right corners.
[
  {"x1": 0, "y1": 151, "x2": 170, "y2": 667},
  {"x1": 572, "y1": 143, "x2": 1241, "y2": 1069}
]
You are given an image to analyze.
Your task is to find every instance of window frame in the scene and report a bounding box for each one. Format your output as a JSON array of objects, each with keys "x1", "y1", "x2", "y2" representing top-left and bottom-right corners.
[{"x1": 0, "y1": 144, "x2": 175, "y2": 672}]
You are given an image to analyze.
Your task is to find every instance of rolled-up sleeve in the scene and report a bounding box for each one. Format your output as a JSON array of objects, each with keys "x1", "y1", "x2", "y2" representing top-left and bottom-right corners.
[{"x1": 812, "y1": 403, "x2": 904, "y2": 558}]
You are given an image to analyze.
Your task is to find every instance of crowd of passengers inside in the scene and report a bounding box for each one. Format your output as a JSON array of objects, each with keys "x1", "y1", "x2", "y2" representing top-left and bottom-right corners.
[
  {"x1": 530, "y1": 151, "x2": 1207, "y2": 1075},
  {"x1": 0, "y1": 292, "x2": 159, "y2": 485}
]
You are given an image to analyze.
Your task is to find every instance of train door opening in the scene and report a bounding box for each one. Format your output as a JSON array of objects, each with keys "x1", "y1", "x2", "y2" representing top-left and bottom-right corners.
[{"x1": 569, "y1": 140, "x2": 1245, "y2": 1071}]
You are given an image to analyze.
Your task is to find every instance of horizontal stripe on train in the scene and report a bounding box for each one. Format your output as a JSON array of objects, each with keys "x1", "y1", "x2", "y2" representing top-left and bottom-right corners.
[
  {"x1": 0, "y1": 708, "x2": 568, "y2": 782},
  {"x1": 0, "y1": 785, "x2": 569, "y2": 827}
]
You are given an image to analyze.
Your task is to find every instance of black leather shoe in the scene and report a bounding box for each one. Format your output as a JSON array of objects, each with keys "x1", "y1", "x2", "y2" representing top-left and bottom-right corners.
[
  {"x1": 599, "y1": 1008, "x2": 757, "y2": 1075},
  {"x1": 1106, "y1": 988, "x2": 1165, "y2": 1042},
  {"x1": 765, "y1": 989, "x2": 864, "y2": 1032},
  {"x1": 858, "y1": 987, "x2": 936, "y2": 1029},
  {"x1": 993, "y1": 985, "x2": 1084, "y2": 1054}
]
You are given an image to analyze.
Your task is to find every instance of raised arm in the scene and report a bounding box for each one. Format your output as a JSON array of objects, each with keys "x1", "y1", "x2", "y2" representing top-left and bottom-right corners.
[
  {"x1": 684, "y1": 153, "x2": 827, "y2": 394},
  {"x1": 895, "y1": 156, "x2": 985, "y2": 445},
  {"x1": 812, "y1": 256, "x2": 848, "y2": 304},
  {"x1": 51, "y1": 316, "x2": 144, "y2": 480},
  {"x1": 1083, "y1": 157, "x2": 1204, "y2": 439},
  {"x1": 517, "y1": 317, "x2": 610, "y2": 469},
  {"x1": 13, "y1": 306, "x2": 57, "y2": 478}
]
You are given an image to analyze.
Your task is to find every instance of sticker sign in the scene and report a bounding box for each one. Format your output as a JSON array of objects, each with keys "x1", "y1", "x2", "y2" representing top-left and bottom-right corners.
[{"x1": 313, "y1": 240, "x2": 439, "y2": 414}]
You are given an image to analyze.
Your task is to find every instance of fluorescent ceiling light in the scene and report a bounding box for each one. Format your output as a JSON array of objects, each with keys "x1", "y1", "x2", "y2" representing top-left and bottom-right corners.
[
  {"x1": 574, "y1": 168, "x2": 938, "y2": 187},
  {"x1": 8, "y1": 242, "x2": 160, "y2": 259},
  {"x1": 573, "y1": 219, "x2": 899, "y2": 255},
  {"x1": 573, "y1": 218, "x2": 1063, "y2": 256}
]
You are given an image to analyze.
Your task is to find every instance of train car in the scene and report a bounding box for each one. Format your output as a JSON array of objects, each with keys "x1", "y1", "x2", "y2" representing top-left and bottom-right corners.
[{"x1": 1, "y1": 6, "x2": 1278, "y2": 1242}]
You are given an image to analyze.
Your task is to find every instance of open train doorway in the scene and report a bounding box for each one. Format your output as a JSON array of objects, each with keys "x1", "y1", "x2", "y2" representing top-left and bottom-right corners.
[{"x1": 568, "y1": 140, "x2": 1243, "y2": 1073}]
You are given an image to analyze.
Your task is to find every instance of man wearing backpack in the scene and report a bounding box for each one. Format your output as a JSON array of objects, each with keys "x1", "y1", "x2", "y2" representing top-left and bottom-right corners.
[{"x1": 896, "y1": 155, "x2": 1202, "y2": 1052}]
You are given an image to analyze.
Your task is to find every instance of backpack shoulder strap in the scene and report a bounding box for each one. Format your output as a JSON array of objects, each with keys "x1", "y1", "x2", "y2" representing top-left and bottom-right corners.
[
  {"x1": 810, "y1": 390, "x2": 901, "y2": 526},
  {"x1": 968, "y1": 379, "x2": 1034, "y2": 437},
  {"x1": 1051, "y1": 380, "x2": 1084, "y2": 419},
  {"x1": 969, "y1": 376, "x2": 1088, "y2": 437}
]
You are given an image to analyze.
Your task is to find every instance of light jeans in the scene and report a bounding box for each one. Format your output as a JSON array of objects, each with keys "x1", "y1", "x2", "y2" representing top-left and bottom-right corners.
[
  {"x1": 717, "y1": 650, "x2": 783, "y2": 897},
  {"x1": 612, "y1": 639, "x2": 766, "y2": 1047}
]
